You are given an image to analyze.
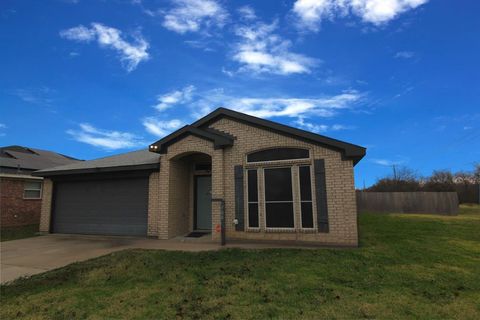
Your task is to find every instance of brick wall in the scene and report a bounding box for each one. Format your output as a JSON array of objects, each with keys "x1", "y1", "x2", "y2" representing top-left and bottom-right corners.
[
  {"x1": 39, "y1": 179, "x2": 53, "y2": 232},
  {"x1": 154, "y1": 117, "x2": 358, "y2": 246},
  {"x1": 209, "y1": 118, "x2": 358, "y2": 246},
  {"x1": 1, "y1": 177, "x2": 42, "y2": 227}
]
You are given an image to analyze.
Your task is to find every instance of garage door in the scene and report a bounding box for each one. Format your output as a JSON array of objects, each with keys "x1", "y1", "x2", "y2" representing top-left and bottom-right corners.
[{"x1": 52, "y1": 177, "x2": 148, "y2": 236}]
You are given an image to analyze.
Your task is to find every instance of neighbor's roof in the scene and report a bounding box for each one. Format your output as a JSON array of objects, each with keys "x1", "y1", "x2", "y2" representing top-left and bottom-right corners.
[
  {"x1": 0, "y1": 145, "x2": 79, "y2": 171},
  {"x1": 33, "y1": 149, "x2": 160, "y2": 177},
  {"x1": 151, "y1": 107, "x2": 366, "y2": 165}
]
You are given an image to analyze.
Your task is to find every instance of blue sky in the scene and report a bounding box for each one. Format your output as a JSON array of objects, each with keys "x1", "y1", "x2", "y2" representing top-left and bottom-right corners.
[{"x1": 1, "y1": 0, "x2": 479, "y2": 187}]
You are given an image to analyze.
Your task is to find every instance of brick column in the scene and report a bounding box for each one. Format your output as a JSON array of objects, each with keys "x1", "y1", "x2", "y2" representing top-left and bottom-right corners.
[
  {"x1": 157, "y1": 157, "x2": 170, "y2": 239},
  {"x1": 147, "y1": 171, "x2": 160, "y2": 237},
  {"x1": 211, "y1": 149, "x2": 224, "y2": 241},
  {"x1": 39, "y1": 178, "x2": 53, "y2": 233}
]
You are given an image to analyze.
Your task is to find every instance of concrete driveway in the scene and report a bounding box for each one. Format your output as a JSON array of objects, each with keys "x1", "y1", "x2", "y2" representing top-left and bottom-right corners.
[{"x1": 1, "y1": 234, "x2": 221, "y2": 284}]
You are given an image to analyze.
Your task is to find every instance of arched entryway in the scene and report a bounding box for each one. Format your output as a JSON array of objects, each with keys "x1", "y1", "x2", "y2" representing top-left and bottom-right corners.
[{"x1": 168, "y1": 152, "x2": 213, "y2": 236}]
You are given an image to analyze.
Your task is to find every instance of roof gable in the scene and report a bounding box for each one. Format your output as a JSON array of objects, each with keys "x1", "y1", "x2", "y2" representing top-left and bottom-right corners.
[
  {"x1": 149, "y1": 125, "x2": 234, "y2": 154},
  {"x1": 191, "y1": 108, "x2": 366, "y2": 164}
]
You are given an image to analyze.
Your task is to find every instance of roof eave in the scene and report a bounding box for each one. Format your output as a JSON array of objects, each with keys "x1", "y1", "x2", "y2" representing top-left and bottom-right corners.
[{"x1": 32, "y1": 163, "x2": 160, "y2": 177}]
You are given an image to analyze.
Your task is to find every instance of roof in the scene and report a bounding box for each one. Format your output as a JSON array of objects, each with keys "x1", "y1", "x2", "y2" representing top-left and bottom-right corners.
[
  {"x1": 149, "y1": 125, "x2": 234, "y2": 154},
  {"x1": 0, "y1": 145, "x2": 80, "y2": 172},
  {"x1": 152, "y1": 107, "x2": 366, "y2": 165},
  {"x1": 33, "y1": 149, "x2": 160, "y2": 177}
]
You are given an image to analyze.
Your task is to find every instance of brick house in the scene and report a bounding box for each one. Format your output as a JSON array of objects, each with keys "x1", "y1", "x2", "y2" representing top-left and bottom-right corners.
[
  {"x1": 34, "y1": 108, "x2": 366, "y2": 246},
  {"x1": 1, "y1": 146, "x2": 79, "y2": 227}
]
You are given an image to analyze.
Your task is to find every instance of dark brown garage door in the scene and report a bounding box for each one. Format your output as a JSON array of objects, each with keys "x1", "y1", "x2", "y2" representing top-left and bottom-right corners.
[{"x1": 52, "y1": 177, "x2": 148, "y2": 236}]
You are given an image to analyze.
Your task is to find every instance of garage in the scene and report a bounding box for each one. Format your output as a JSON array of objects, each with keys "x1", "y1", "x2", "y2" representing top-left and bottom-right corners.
[
  {"x1": 32, "y1": 149, "x2": 160, "y2": 237},
  {"x1": 51, "y1": 175, "x2": 149, "y2": 236}
]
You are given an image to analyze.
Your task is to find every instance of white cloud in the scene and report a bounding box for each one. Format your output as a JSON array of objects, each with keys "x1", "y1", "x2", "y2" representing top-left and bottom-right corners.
[
  {"x1": 370, "y1": 158, "x2": 407, "y2": 166},
  {"x1": 142, "y1": 117, "x2": 185, "y2": 137},
  {"x1": 60, "y1": 23, "x2": 149, "y2": 71},
  {"x1": 162, "y1": 0, "x2": 228, "y2": 34},
  {"x1": 293, "y1": 0, "x2": 428, "y2": 32},
  {"x1": 13, "y1": 86, "x2": 55, "y2": 106},
  {"x1": 177, "y1": 86, "x2": 363, "y2": 119},
  {"x1": 0, "y1": 123, "x2": 6, "y2": 137},
  {"x1": 237, "y1": 5, "x2": 256, "y2": 20},
  {"x1": 0, "y1": 123, "x2": 6, "y2": 129},
  {"x1": 294, "y1": 118, "x2": 354, "y2": 133},
  {"x1": 232, "y1": 18, "x2": 319, "y2": 75},
  {"x1": 67, "y1": 123, "x2": 144, "y2": 150},
  {"x1": 154, "y1": 85, "x2": 195, "y2": 111},
  {"x1": 394, "y1": 51, "x2": 415, "y2": 59}
]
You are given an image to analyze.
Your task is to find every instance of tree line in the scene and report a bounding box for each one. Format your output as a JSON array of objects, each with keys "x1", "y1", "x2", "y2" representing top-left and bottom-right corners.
[{"x1": 367, "y1": 163, "x2": 480, "y2": 193}]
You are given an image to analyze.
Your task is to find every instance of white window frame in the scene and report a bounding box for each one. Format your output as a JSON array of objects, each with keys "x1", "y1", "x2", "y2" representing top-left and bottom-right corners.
[
  {"x1": 246, "y1": 168, "x2": 260, "y2": 230},
  {"x1": 298, "y1": 165, "x2": 316, "y2": 230},
  {"x1": 23, "y1": 180, "x2": 42, "y2": 199},
  {"x1": 263, "y1": 166, "x2": 296, "y2": 231}
]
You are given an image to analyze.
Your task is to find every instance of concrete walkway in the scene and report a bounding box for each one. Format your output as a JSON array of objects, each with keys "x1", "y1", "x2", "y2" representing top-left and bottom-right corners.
[
  {"x1": 1, "y1": 234, "x2": 222, "y2": 284},
  {"x1": 1, "y1": 234, "x2": 318, "y2": 284}
]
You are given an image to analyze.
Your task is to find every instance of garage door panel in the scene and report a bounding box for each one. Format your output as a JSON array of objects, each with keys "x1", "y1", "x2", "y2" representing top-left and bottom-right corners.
[{"x1": 52, "y1": 177, "x2": 148, "y2": 236}]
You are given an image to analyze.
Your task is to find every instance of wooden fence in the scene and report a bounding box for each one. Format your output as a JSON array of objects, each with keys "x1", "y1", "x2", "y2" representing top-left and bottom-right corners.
[{"x1": 356, "y1": 191, "x2": 459, "y2": 215}]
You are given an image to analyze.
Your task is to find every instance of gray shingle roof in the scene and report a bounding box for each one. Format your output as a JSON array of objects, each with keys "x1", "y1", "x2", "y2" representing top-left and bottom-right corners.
[
  {"x1": 0, "y1": 145, "x2": 79, "y2": 171},
  {"x1": 33, "y1": 149, "x2": 160, "y2": 176}
]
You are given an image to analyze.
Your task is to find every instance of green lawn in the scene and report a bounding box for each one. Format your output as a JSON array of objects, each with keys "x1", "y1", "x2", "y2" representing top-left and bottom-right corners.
[
  {"x1": 2, "y1": 206, "x2": 479, "y2": 319},
  {"x1": 0, "y1": 224, "x2": 39, "y2": 242}
]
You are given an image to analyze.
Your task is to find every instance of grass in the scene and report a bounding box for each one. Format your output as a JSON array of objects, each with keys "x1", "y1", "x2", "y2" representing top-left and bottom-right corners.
[
  {"x1": 0, "y1": 224, "x2": 39, "y2": 242},
  {"x1": 1, "y1": 206, "x2": 480, "y2": 319}
]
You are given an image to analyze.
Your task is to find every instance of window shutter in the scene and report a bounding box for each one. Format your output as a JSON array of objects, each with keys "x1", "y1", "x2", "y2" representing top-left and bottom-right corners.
[
  {"x1": 314, "y1": 159, "x2": 329, "y2": 233},
  {"x1": 234, "y1": 165, "x2": 244, "y2": 231}
]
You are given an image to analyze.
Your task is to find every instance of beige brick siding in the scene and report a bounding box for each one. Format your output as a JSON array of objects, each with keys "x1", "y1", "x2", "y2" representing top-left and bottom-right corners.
[
  {"x1": 147, "y1": 171, "x2": 160, "y2": 237},
  {"x1": 208, "y1": 118, "x2": 358, "y2": 246},
  {"x1": 39, "y1": 178, "x2": 53, "y2": 233}
]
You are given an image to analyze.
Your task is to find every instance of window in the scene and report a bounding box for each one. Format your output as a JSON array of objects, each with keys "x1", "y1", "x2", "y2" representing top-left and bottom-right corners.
[
  {"x1": 247, "y1": 169, "x2": 259, "y2": 228},
  {"x1": 247, "y1": 148, "x2": 309, "y2": 163},
  {"x1": 264, "y1": 167, "x2": 294, "y2": 228},
  {"x1": 299, "y1": 166, "x2": 314, "y2": 228},
  {"x1": 24, "y1": 181, "x2": 42, "y2": 199}
]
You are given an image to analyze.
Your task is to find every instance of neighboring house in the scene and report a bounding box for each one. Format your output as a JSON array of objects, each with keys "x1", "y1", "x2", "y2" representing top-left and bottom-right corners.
[
  {"x1": 34, "y1": 108, "x2": 366, "y2": 246},
  {"x1": 1, "y1": 146, "x2": 79, "y2": 227}
]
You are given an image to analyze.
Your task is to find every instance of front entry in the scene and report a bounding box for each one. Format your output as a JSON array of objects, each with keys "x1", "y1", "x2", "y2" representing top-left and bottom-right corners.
[{"x1": 195, "y1": 175, "x2": 212, "y2": 230}]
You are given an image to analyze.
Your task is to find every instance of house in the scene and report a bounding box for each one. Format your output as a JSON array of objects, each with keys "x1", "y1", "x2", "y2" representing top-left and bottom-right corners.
[
  {"x1": 34, "y1": 108, "x2": 366, "y2": 246},
  {"x1": 0, "y1": 146, "x2": 79, "y2": 227}
]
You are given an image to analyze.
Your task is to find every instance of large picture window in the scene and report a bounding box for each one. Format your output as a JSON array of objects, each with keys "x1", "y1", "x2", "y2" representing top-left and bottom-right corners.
[
  {"x1": 299, "y1": 166, "x2": 314, "y2": 228},
  {"x1": 247, "y1": 169, "x2": 259, "y2": 228},
  {"x1": 264, "y1": 167, "x2": 294, "y2": 228}
]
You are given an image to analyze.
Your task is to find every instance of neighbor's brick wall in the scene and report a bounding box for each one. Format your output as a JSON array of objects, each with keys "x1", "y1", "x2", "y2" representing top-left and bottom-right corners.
[
  {"x1": 0, "y1": 177, "x2": 42, "y2": 227},
  {"x1": 209, "y1": 118, "x2": 358, "y2": 246},
  {"x1": 39, "y1": 179, "x2": 53, "y2": 232}
]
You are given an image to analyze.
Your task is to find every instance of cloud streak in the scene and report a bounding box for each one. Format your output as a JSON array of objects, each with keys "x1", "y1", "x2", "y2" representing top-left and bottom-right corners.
[
  {"x1": 292, "y1": 0, "x2": 429, "y2": 32},
  {"x1": 161, "y1": 0, "x2": 228, "y2": 34},
  {"x1": 153, "y1": 85, "x2": 195, "y2": 111},
  {"x1": 67, "y1": 123, "x2": 144, "y2": 150},
  {"x1": 142, "y1": 117, "x2": 185, "y2": 137},
  {"x1": 231, "y1": 17, "x2": 319, "y2": 75},
  {"x1": 60, "y1": 23, "x2": 149, "y2": 71}
]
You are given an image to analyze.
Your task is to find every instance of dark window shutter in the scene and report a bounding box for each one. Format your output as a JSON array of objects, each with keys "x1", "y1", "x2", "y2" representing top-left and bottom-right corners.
[
  {"x1": 314, "y1": 159, "x2": 329, "y2": 233},
  {"x1": 234, "y1": 165, "x2": 244, "y2": 231}
]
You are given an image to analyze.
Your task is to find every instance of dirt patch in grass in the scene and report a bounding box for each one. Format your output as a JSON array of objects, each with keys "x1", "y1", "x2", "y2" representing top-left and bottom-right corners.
[{"x1": 1, "y1": 206, "x2": 479, "y2": 319}]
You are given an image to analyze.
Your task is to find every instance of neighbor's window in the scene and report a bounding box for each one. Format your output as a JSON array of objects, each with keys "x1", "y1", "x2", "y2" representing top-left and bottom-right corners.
[
  {"x1": 247, "y1": 148, "x2": 309, "y2": 163},
  {"x1": 299, "y1": 166, "x2": 314, "y2": 228},
  {"x1": 264, "y1": 167, "x2": 294, "y2": 228},
  {"x1": 24, "y1": 181, "x2": 42, "y2": 199},
  {"x1": 247, "y1": 169, "x2": 259, "y2": 228}
]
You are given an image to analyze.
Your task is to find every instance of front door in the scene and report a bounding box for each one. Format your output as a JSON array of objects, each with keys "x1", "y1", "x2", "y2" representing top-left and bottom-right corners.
[{"x1": 195, "y1": 176, "x2": 212, "y2": 230}]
